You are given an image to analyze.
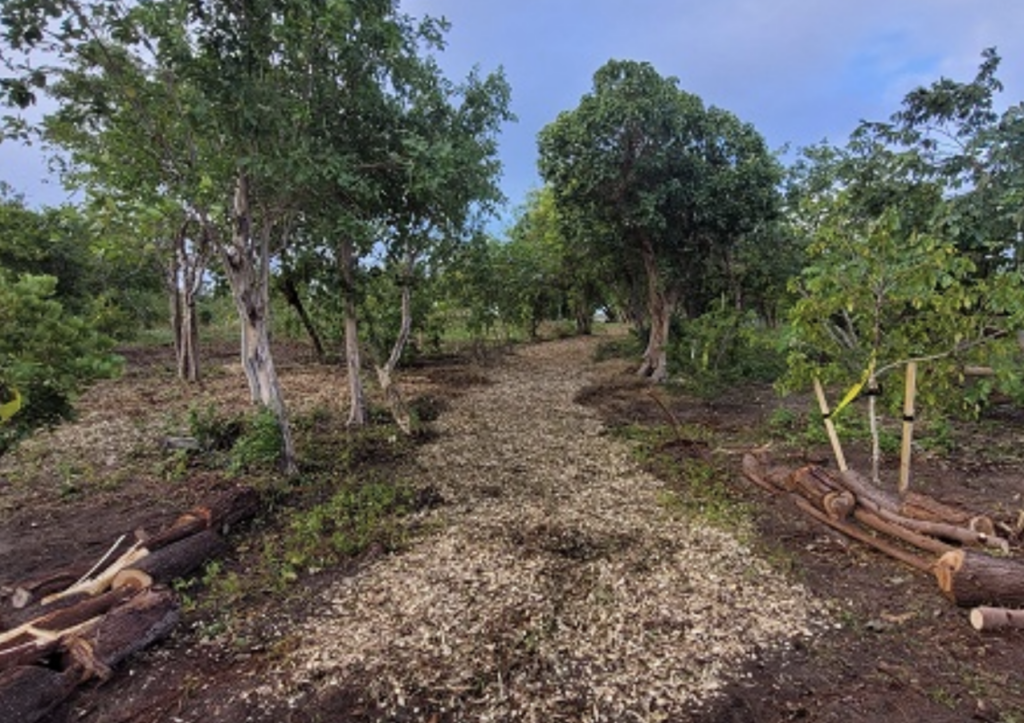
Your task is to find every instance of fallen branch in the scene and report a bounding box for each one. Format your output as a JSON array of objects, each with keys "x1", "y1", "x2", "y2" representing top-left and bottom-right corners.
[{"x1": 790, "y1": 495, "x2": 933, "y2": 572}]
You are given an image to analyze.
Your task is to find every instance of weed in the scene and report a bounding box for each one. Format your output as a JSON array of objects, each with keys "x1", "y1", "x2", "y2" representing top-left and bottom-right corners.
[
  {"x1": 593, "y1": 334, "x2": 643, "y2": 362},
  {"x1": 230, "y1": 409, "x2": 283, "y2": 473},
  {"x1": 188, "y1": 403, "x2": 244, "y2": 452},
  {"x1": 271, "y1": 477, "x2": 414, "y2": 585}
]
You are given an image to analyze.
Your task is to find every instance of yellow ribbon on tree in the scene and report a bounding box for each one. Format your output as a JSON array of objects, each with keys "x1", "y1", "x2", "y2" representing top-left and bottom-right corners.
[
  {"x1": 831, "y1": 354, "x2": 876, "y2": 419},
  {"x1": 0, "y1": 386, "x2": 22, "y2": 423}
]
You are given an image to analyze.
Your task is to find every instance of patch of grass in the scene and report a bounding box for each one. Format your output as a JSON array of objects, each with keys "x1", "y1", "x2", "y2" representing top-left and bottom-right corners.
[
  {"x1": 613, "y1": 423, "x2": 750, "y2": 531},
  {"x1": 278, "y1": 476, "x2": 413, "y2": 576},
  {"x1": 593, "y1": 334, "x2": 643, "y2": 363},
  {"x1": 655, "y1": 457, "x2": 753, "y2": 531}
]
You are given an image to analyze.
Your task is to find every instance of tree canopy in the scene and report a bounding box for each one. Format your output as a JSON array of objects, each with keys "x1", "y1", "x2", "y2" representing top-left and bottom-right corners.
[{"x1": 538, "y1": 59, "x2": 781, "y2": 381}]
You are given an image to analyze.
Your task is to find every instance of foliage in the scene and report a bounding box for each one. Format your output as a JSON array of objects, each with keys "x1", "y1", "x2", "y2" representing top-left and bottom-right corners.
[
  {"x1": 0, "y1": 194, "x2": 164, "y2": 340},
  {"x1": 282, "y1": 478, "x2": 412, "y2": 573},
  {"x1": 0, "y1": 272, "x2": 121, "y2": 454},
  {"x1": 230, "y1": 408, "x2": 286, "y2": 474},
  {"x1": 538, "y1": 59, "x2": 782, "y2": 380},
  {"x1": 783, "y1": 51, "x2": 1024, "y2": 418},
  {"x1": 672, "y1": 302, "x2": 787, "y2": 394}
]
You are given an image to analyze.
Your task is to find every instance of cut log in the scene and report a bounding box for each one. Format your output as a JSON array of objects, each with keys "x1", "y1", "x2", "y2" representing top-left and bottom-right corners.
[
  {"x1": 0, "y1": 587, "x2": 137, "y2": 650},
  {"x1": 41, "y1": 546, "x2": 149, "y2": 605},
  {"x1": 824, "y1": 490, "x2": 856, "y2": 521},
  {"x1": 64, "y1": 588, "x2": 179, "y2": 681},
  {"x1": 139, "y1": 485, "x2": 260, "y2": 553},
  {"x1": 113, "y1": 529, "x2": 226, "y2": 589},
  {"x1": 970, "y1": 606, "x2": 1024, "y2": 631},
  {"x1": 785, "y1": 465, "x2": 841, "y2": 503},
  {"x1": 112, "y1": 569, "x2": 153, "y2": 593},
  {"x1": 0, "y1": 616, "x2": 102, "y2": 673},
  {"x1": 837, "y1": 468, "x2": 982, "y2": 526},
  {"x1": 935, "y1": 550, "x2": 1024, "y2": 608},
  {"x1": 852, "y1": 509, "x2": 953, "y2": 556},
  {"x1": 137, "y1": 513, "x2": 208, "y2": 553},
  {"x1": 0, "y1": 665, "x2": 80, "y2": 723},
  {"x1": 8, "y1": 565, "x2": 92, "y2": 610},
  {"x1": 193, "y1": 485, "x2": 261, "y2": 533}
]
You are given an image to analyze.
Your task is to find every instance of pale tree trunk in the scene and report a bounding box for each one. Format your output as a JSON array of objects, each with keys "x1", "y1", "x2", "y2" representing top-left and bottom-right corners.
[
  {"x1": 165, "y1": 219, "x2": 205, "y2": 383},
  {"x1": 340, "y1": 237, "x2": 367, "y2": 426},
  {"x1": 374, "y1": 249, "x2": 415, "y2": 434},
  {"x1": 215, "y1": 173, "x2": 298, "y2": 474},
  {"x1": 636, "y1": 238, "x2": 678, "y2": 383}
]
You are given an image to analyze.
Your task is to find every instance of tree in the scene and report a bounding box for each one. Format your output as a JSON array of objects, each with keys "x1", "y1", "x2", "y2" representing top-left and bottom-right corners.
[
  {"x1": 784, "y1": 51, "x2": 1024, "y2": 483},
  {"x1": 0, "y1": 272, "x2": 121, "y2": 455},
  {"x1": 538, "y1": 60, "x2": 780, "y2": 381},
  {"x1": 367, "y1": 64, "x2": 511, "y2": 430},
  {"x1": 507, "y1": 186, "x2": 609, "y2": 336}
]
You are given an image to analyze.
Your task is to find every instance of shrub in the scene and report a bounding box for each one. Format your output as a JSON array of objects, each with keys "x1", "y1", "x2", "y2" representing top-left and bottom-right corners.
[{"x1": 0, "y1": 273, "x2": 121, "y2": 455}]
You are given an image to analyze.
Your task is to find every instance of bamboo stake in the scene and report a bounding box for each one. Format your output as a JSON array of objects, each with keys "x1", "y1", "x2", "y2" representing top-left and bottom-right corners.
[
  {"x1": 813, "y1": 377, "x2": 848, "y2": 472},
  {"x1": 898, "y1": 362, "x2": 917, "y2": 497}
]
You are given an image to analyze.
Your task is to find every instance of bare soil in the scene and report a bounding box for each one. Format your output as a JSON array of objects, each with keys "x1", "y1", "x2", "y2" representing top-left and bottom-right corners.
[{"x1": 1, "y1": 331, "x2": 1023, "y2": 722}]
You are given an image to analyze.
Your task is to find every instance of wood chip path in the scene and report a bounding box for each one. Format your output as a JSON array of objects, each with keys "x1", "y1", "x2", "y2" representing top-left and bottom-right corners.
[{"x1": 247, "y1": 336, "x2": 829, "y2": 721}]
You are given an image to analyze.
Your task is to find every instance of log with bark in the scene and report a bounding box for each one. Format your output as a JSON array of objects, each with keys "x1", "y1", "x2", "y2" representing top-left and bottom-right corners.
[
  {"x1": 970, "y1": 606, "x2": 1024, "y2": 632},
  {"x1": 64, "y1": 588, "x2": 179, "y2": 681},
  {"x1": 6, "y1": 565, "x2": 93, "y2": 611},
  {"x1": 935, "y1": 550, "x2": 1024, "y2": 608},
  {"x1": 137, "y1": 485, "x2": 260, "y2": 551},
  {"x1": 113, "y1": 529, "x2": 226, "y2": 591},
  {"x1": 0, "y1": 587, "x2": 146, "y2": 673},
  {"x1": 0, "y1": 664, "x2": 81, "y2": 723}
]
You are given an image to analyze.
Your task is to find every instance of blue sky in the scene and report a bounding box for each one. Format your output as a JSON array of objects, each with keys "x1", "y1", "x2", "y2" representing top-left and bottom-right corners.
[{"x1": 3, "y1": 1, "x2": 1023, "y2": 233}]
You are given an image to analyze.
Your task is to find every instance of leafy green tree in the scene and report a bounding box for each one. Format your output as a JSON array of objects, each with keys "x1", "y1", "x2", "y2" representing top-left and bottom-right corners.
[
  {"x1": 506, "y1": 186, "x2": 609, "y2": 336},
  {"x1": 0, "y1": 272, "x2": 121, "y2": 455},
  {"x1": 783, "y1": 51, "x2": 1024, "y2": 482},
  {"x1": 538, "y1": 60, "x2": 781, "y2": 381}
]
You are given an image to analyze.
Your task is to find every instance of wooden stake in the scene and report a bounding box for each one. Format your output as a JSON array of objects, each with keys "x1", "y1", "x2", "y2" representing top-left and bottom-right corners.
[
  {"x1": 899, "y1": 362, "x2": 917, "y2": 496},
  {"x1": 813, "y1": 378, "x2": 848, "y2": 471}
]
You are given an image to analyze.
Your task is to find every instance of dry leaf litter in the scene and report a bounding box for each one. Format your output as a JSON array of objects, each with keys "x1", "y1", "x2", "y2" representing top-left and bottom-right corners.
[{"x1": 244, "y1": 337, "x2": 832, "y2": 721}]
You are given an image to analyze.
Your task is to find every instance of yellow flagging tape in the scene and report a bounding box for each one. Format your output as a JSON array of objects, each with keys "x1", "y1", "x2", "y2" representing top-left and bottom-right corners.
[
  {"x1": 0, "y1": 387, "x2": 22, "y2": 423},
  {"x1": 831, "y1": 355, "x2": 876, "y2": 419}
]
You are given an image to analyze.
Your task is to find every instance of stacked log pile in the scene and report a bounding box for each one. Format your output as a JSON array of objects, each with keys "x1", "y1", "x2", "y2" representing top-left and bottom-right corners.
[
  {"x1": 0, "y1": 486, "x2": 259, "y2": 722},
  {"x1": 742, "y1": 453, "x2": 1024, "y2": 632}
]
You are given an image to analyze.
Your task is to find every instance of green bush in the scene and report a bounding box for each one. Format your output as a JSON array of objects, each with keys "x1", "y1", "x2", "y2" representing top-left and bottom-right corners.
[
  {"x1": 0, "y1": 273, "x2": 121, "y2": 455},
  {"x1": 230, "y1": 408, "x2": 284, "y2": 473},
  {"x1": 672, "y1": 304, "x2": 787, "y2": 393}
]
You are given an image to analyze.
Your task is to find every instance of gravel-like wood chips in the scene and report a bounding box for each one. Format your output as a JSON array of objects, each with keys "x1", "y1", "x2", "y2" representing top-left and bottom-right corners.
[{"x1": 242, "y1": 337, "x2": 831, "y2": 721}]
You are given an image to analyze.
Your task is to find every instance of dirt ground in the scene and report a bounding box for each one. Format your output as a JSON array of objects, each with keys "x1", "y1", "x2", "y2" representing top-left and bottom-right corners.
[{"x1": 1, "y1": 331, "x2": 1023, "y2": 722}]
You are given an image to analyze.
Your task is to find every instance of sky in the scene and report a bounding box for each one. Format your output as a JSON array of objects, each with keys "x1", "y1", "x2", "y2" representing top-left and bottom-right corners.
[{"x1": 2, "y1": 1, "x2": 1023, "y2": 232}]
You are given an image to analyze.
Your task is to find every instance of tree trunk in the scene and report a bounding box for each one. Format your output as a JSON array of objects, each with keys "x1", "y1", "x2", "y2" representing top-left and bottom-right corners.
[
  {"x1": 935, "y1": 549, "x2": 1024, "y2": 608},
  {"x1": 216, "y1": 174, "x2": 298, "y2": 474},
  {"x1": 165, "y1": 218, "x2": 205, "y2": 383},
  {"x1": 278, "y1": 275, "x2": 326, "y2": 362},
  {"x1": 636, "y1": 237, "x2": 678, "y2": 382},
  {"x1": 374, "y1": 251, "x2": 416, "y2": 434},
  {"x1": 340, "y1": 237, "x2": 367, "y2": 426}
]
